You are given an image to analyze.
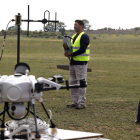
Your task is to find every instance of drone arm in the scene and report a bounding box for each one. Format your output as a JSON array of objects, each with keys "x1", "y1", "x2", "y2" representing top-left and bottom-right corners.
[
  {"x1": 43, "y1": 79, "x2": 87, "y2": 91},
  {"x1": 37, "y1": 77, "x2": 62, "y2": 91},
  {"x1": 35, "y1": 78, "x2": 87, "y2": 93}
]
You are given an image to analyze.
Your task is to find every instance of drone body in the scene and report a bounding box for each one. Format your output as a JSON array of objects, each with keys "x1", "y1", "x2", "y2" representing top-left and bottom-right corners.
[
  {"x1": 0, "y1": 73, "x2": 40, "y2": 119},
  {"x1": 0, "y1": 74, "x2": 39, "y2": 103}
]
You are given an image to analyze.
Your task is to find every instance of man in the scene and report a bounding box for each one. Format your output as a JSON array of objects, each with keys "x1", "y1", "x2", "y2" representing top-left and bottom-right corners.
[{"x1": 64, "y1": 20, "x2": 90, "y2": 109}]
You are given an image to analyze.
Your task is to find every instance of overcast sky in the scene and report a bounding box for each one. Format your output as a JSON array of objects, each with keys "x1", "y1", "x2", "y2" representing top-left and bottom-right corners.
[{"x1": 0, "y1": 0, "x2": 140, "y2": 31}]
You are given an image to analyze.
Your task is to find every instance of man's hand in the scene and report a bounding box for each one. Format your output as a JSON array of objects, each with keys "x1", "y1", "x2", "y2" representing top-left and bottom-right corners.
[{"x1": 64, "y1": 52, "x2": 72, "y2": 57}]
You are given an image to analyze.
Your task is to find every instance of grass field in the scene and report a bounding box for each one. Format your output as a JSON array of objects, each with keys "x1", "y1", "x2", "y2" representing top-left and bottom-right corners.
[{"x1": 0, "y1": 34, "x2": 140, "y2": 140}]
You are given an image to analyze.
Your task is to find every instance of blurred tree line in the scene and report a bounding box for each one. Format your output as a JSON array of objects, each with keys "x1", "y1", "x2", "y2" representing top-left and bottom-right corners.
[
  {"x1": 0, "y1": 19, "x2": 92, "y2": 38},
  {"x1": 134, "y1": 27, "x2": 140, "y2": 31}
]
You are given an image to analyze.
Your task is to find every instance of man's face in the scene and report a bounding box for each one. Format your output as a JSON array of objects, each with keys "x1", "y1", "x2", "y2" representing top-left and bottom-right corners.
[{"x1": 74, "y1": 22, "x2": 82, "y2": 33}]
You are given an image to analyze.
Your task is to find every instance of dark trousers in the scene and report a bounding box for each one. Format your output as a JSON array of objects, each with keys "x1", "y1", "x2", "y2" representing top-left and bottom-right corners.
[{"x1": 137, "y1": 101, "x2": 140, "y2": 121}]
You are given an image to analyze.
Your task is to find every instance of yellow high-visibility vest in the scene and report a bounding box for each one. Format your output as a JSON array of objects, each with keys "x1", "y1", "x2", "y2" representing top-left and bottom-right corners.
[{"x1": 71, "y1": 32, "x2": 90, "y2": 61}]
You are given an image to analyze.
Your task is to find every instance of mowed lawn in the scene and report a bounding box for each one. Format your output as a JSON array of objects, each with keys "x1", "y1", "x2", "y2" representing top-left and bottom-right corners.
[{"x1": 0, "y1": 34, "x2": 140, "y2": 140}]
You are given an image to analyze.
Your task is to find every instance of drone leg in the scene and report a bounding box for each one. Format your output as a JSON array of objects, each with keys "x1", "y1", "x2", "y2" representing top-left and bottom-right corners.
[
  {"x1": 32, "y1": 103, "x2": 41, "y2": 139},
  {"x1": 0, "y1": 111, "x2": 6, "y2": 117},
  {"x1": 40, "y1": 102, "x2": 56, "y2": 128},
  {"x1": 26, "y1": 106, "x2": 43, "y2": 121},
  {"x1": 1, "y1": 103, "x2": 7, "y2": 129},
  {"x1": 0, "y1": 107, "x2": 9, "y2": 122},
  {"x1": 0, "y1": 103, "x2": 7, "y2": 140}
]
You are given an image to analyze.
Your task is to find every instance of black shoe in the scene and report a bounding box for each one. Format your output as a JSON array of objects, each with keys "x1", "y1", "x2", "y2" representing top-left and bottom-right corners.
[
  {"x1": 66, "y1": 104, "x2": 77, "y2": 108},
  {"x1": 75, "y1": 104, "x2": 85, "y2": 109},
  {"x1": 135, "y1": 120, "x2": 140, "y2": 124}
]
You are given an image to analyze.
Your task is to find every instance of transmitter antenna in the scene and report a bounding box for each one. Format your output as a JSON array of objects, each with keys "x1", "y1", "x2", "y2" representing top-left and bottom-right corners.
[{"x1": 12, "y1": 5, "x2": 59, "y2": 64}]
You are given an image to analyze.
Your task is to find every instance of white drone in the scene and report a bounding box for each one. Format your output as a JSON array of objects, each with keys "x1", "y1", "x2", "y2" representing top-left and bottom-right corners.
[{"x1": 0, "y1": 63, "x2": 87, "y2": 139}]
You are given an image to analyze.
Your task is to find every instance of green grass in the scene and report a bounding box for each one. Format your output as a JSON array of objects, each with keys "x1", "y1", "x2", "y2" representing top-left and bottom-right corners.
[{"x1": 0, "y1": 34, "x2": 140, "y2": 139}]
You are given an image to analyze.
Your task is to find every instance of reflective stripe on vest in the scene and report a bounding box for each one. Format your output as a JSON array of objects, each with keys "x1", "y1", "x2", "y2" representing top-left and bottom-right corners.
[
  {"x1": 71, "y1": 32, "x2": 90, "y2": 61},
  {"x1": 72, "y1": 47, "x2": 90, "y2": 50}
]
